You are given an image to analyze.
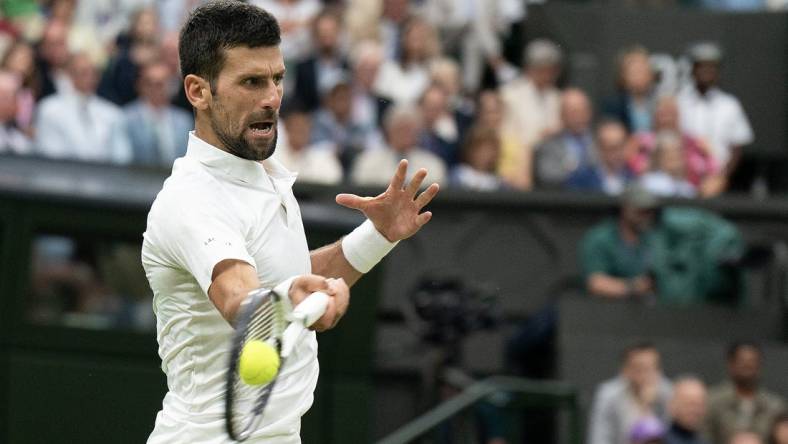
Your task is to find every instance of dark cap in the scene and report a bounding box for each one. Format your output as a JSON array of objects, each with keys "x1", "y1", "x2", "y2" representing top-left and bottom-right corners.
[{"x1": 622, "y1": 185, "x2": 660, "y2": 209}]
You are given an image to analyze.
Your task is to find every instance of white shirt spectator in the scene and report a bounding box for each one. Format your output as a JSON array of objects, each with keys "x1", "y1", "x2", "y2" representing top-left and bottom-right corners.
[
  {"x1": 251, "y1": 0, "x2": 321, "y2": 63},
  {"x1": 276, "y1": 140, "x2": 344, "y2": 185},
  {"x1": 450, "y1": 164, "x2": 504, "y2": 191},
  {"x1": 0, "y1": 125, "x2": 32, "y2": 155},
  {"x1": 35, "y1": 93, "x2": 131, "y2": 164},
  {"x1": 639, "y1": 172, "x2": 697, "y2": 198},
  {"x1": 677, "y1": 85, "x2": 754, "y2": 167},
  {"x1": 500, "y1": 76, "x2": 561, "y2": 149},
  {"x1": 352, "y1": 146, "x2": 446, "y2": 186},
  {"x1": 143, "y1": 132, "x2": 316, "y2": 443},
  {"x1": 373, "y1": 60, "x2": 430, "y2": 105}
]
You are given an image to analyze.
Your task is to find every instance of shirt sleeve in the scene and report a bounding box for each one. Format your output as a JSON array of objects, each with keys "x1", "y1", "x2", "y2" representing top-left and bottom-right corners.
[
  {"x1": 149, "y1": 193, "x2": 256, "y2": 295},
  {"x1": 580, "y1": 226, "x2": 612, "y2": 279},
  {"x1": 727, "y1": 99, "x2": 754, "y2": 147}
]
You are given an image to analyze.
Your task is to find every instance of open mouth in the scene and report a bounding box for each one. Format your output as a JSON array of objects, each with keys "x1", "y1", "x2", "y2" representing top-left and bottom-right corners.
[{"x1": 248, "y1": 121, "x2": 275, "y2": 137}]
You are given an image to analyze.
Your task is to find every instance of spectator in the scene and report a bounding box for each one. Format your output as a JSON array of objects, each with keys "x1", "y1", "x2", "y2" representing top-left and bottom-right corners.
[
  {"x1": 311, "y1": 79, "x2": 376, "y2": 170},
  {"x1": 769, "y1": 414, "x2": 788, "y2": 444},
  {"x1": 630, "y1": 96, "x2": 719, "y2": 196},
  {"x1": 418, "y1": 84, "x2": 461, "y2": 167},
  {"x1": 677, "y1": 42, "x2": 753, "y2": 193},
  {"x1": 499, "y1": 39, "x2": 562, "y2": 173},
  {"x1": 122, "y1": 61, "x2": 193, "y2": 167},
  {"x1": 639, "y1": 131, "x2": 697, "y2": 198},
  {"x1": 252, "y1": 0, "x2": 321, "y2": 63},
  {"x1": 588, "y1": 342, "x2": 673, "y2": 444},
  {"x1": 730, "y1": 432, "x2": 765, "y2": 444},
  {"x1": 1, "y1": 39, "x2": 37, "y2": 133},
  {"x1": 378, "y1": 0, "x2": 411, "y2": 60},
  {"x1": 428, "y1": 57, "x2": 474, "y2": 134},
  {"x1": 72, "y1": 0, "x2": 154, "y2": 48},
  {"x1": 44, "y1": 0, "x2": 106, "y2": 67},
  {"x1": 603, "y1": 46, "x2": 657, "y2": 134},
  {"x1": 278, "y1": 108, "x2": 343, "y2": 185},
  {"x1": 98, "y1": 7, "x2": 161, "y2": 106},
  {"x1": 158, "y1": 0, "x2": 208, "y2": 33},
  {"x1": 534, "y1": 88, "x2": 596, "y2": 190},
  {"x1": 450, "y1": 126, "x2": 505, "y2": 191},
  {"x1": 351, "y1": 103, "x2": 446, "y2": 186},
  {"x1": 34, "y1": 19, "x2": 72, "y2": 98},
  {"x1": 630, "y1": 416, "x2": 668, "y2": 444},
  {"x1": 292, "y1": 9, "x2": 349, "y2": 112},
  {"x1": 566, "y1": 119, "x2": 636, "y2": 195},
  {"x1": 421, "y1": 0, "x2": 524, "y2": 92},
  {"x1": 374, "y1": 16, "x2": 439, "y2": 105},
  {"x1": 705, "y1": 342, "x2": 786, "y2": 444},
  {"x1": 35, "y1": 52, "x2": 130, "y2": 164},
  {"x1": 0, "y1": 70, "x2": 32, "y2": 154},
  {"x1": 348, "y1": 40, "x2": 388, "y2": 145},
  {"x1": 476, "y1": 89, "x2": 522, "y2": 182},
  {"x1": 665, "y1": 376, "x2": 710, "y2": 444}
]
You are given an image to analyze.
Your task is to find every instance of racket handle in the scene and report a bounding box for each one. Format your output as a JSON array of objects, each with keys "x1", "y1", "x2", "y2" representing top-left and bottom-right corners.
[
  {"x1": 291, "y1": 291, "x2": 330, "y2": 327},
  {"x1": 281, "y1": 292, "x2": 330, "y2": 358}
]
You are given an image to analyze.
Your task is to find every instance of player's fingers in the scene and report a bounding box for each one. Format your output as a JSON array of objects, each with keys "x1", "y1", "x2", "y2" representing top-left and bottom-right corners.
[
  {"x1": 414, "y1": 183, "x2": 440, "y2": 209},
  {"x1": 388, "y1": 159, "x2": 408, "y2": 190},
  {"x1": 328, "y1": 278, "x2": 349, "y2": 320},
  {"x1": 405, "y1": 168, "x2": 427, "y2": 196},
  {"x1": 415, "y1": 211, "x2": 432, "y2": 227},
  {"x1": 290, "y1": 274, "x2": 330, "y2": 305},
  {"x1": 335, "y1": 193, "x2": 369, "y2": 210}
]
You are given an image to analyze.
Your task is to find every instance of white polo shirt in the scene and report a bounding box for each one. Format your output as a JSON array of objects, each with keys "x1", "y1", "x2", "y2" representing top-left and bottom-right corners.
[
  {"x1": 142, "y1": 132, "x2": 317, "y2": 443},
  {"x1": 677, "y1": 85, "x2": 754, "y2": 167}
]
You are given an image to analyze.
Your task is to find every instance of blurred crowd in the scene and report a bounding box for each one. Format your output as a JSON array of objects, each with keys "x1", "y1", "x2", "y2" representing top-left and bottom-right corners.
[
  {"x1": 588, "y1": 341, "x2": 788, "y2": 444},
  {"x1": 0, "y1": 0, "x2": 766, "y2": 198}
]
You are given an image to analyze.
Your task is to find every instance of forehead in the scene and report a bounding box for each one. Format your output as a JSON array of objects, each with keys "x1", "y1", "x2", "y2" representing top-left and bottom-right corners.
[{"x1": 219, "y1": 46, "x2": 284, "y2": 78}]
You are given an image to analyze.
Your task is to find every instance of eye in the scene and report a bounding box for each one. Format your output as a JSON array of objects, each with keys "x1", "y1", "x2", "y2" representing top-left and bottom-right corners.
[
  {"x1": 273, "y1": 75, "x2": 284, "y2": 86},
  {"x1": 242, "y1": 77, "x2": 261, "y2": 87}
]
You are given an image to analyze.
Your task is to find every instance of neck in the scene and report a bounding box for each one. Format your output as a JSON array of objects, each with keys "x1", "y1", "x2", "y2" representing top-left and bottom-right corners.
[
  {"x1": 619, "y1": 220, "x2": 639, "y2": 244},
  {"x1": 194, "y1": 123, "x2": 226, "y2": 153},
  {"x1": 695, "y1": 83, "x2": 711, "y2": 95},
  {"x1": 735, "y1": 383, "x2": 757, "y2": 398}
]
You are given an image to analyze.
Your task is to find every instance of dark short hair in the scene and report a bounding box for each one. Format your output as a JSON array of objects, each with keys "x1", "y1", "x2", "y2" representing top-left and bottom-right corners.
[
  {"x1": 621, "y1": 340, "x2": 658, "y2": 363},
  {"x1": 726, "y1": 340, "x2": 762, "y2": 361},
  {"x1": 179, "y1": 1, "x2": 281, "y2": 87}
]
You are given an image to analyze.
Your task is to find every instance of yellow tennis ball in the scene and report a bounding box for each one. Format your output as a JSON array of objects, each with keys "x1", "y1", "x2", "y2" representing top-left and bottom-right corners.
[{"x1": 239, "y1": 340, "x2": 280, "y2": 386}]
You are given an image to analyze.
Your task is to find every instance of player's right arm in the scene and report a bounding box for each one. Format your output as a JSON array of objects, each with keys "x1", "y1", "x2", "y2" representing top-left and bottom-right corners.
[{"x1": 208, "y1": 260, "x2": 348, "y2": 331}]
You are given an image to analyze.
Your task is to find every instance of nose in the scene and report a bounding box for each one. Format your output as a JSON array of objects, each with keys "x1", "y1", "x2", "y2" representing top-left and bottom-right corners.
[{"x1": 260, "y1": 79, "x2": 282, "y2": 111}]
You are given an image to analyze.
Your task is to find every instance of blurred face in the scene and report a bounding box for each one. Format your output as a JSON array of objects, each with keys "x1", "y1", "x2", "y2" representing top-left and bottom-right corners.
[
  {"x1": 729, "y1": 432, "x2": 763, "y2": 444},
  {"x1": 728, "y1": 346, "x2": 761, "y2": 391},
  {"x1": 478, "y1": 91, "x2": 503, "y2": 129},
  {"x1": 432, "y1": 65, "x2": 460, "y2": 98},
  {"x1": 133, "y1": 8, "x2": 159, "y2": 43},
  {"x1": 596, "y1": 123, "x2": 629, "y2": 170},
  {"x1": 467, "y1": 139, "x2": 500, "y2": 172},
  {"x1": 315, "y1": 15, "x2": 340, "y2": 55},
  {"x1": 421, "y1": 88, "x2": 447, "y2": 125},
  {"x1": 623, "y1": 349, "x2": 660, "y2": 390},
  {"x1": 387, "y1": 116, "x2": 420, "y2": 152},
  {"x1": 561, "y1": 90, "x2": 592, "y2": 134},
  {"x1": 693, "y1": 61, "x2": 719, "y2": 90},
  {"x1": 622, "y1": 54, "x2": 654, "y2": 96},
  {"x1": 774, "y1": 422, "x2": 788, "y2": 444},
  {"x1": 654, "y1": 99, "x2": 679, "y2": 130},
  {"x1": 204, "y1": 46, "x2": 284, "y2": 161},
  {"x1": 671, "y1": 380, "x2": 707, "y2": 431},
  {"x1": 3, "y1": 43, "x2": 35, "y2": 80},
  {"x1": 622, "y1": 205, "x2": 656, "y2": 233},
  {"x1": 528, "y1": 64, "x2": 560, "y2": 89},
  {"x1": 41, "y1": 22, "x2": 70, "y2": 68},
  {"x1": 383, "y1": 0, "x2": 409, "y2": 22},
  {"x1": 354, "y1": 54, "x2": 381, "y2": 91},
  {"x1": 68, "y1": 55, "x2": 99, "y2": 95},
  {"x1": 403, "y1": 21, "x2": 428, "y2": 62},
  {"x1": 656, "y1": 142, "x2": 685, "y2": 178},
  {"x1": 284, "y1": 112, "x2": 311, "y2": 152},
  {"x1": 139, "y1": 64, "x2": 172, "y2": 107},
  {"x1": 327, "y1": 84, "x2": 352, "y2": 122}
]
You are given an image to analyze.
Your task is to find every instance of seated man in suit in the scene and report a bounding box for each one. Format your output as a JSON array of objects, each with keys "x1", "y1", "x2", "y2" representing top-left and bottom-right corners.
[
  {"x1": 123, "y1": 61, "x2": 193, "y2": 167},
  {"x1": 565, "y1": 119, "x2": 636, "y2": 196}
]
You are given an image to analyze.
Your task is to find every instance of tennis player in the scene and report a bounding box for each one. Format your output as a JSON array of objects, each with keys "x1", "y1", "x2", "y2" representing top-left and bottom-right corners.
[{"x1": 141, "y1": 2, "x2": 439, "y2": 443}]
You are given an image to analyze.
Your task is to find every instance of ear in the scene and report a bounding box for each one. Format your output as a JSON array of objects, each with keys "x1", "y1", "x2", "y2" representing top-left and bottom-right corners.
[{"x1": 184, "y1": 74, "x2": 211, "y2": 111}]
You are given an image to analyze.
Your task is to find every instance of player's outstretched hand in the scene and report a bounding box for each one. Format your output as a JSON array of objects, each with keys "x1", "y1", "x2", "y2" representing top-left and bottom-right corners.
[
  {"x1": 288, "y1": 274, "x2": 349, "y2": 332},
  {"x1": 335, "y1": 159, "x2": 439, "y2": 242}
]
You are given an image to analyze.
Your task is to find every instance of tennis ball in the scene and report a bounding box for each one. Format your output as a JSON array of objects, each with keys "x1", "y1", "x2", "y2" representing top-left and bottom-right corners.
[{"x1": 239, "y1": 340, "x2": 280, "y2": 386}]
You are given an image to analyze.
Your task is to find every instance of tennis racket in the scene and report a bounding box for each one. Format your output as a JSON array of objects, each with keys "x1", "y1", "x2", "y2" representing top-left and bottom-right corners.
[{"x1": 225, "y1": 287, "x2": 329, "y2": 442}]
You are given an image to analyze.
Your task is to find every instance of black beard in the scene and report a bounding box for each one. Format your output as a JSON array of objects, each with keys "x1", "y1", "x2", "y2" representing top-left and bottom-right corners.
[{"x1": 212, "y1": 120, "x2": 278, "y2": 161}]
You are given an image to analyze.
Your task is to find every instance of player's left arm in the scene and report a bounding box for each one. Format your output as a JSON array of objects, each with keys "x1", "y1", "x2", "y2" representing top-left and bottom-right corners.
[{"x1": 310, "y1": 159, "x2": 440, "y2": 285}]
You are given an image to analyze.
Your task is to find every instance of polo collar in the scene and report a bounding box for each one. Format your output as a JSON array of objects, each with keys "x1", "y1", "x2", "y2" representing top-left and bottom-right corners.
[{"x1": 186, "y1": 131, "x2": 297, "y2": 189}]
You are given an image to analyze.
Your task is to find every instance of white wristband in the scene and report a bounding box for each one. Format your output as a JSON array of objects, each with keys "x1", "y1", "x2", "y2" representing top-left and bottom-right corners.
[{"x1": 341, "y1": 219, "x2": 399, "y2": 273}]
